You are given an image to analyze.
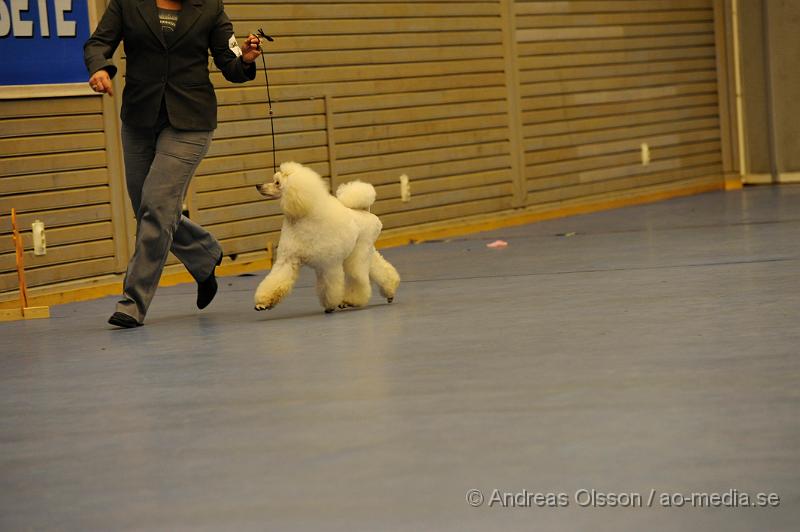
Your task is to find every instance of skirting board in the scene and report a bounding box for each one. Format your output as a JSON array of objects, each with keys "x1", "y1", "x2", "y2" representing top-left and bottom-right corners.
[
  {"x1": 0, "y1": 306, "x2": 50, "y2": 322},
  {"x1": 744, "y1": 173, "x2": 800, "y2": 185},
  {"x1": 724, "y1": 173, "x2": 743, "y2": 190}
]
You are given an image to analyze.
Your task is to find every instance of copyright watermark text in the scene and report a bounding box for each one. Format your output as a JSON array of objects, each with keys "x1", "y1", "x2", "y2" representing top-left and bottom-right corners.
[{"x1": 466, "y1": 489, "x2": 781, "y2": 509}]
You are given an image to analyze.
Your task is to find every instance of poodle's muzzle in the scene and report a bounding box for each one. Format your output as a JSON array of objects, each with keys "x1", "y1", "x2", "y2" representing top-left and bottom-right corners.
[
  {"x1": 256, "y1": 182, "x2": 281, "y2": 199},
  {"x1": 256, "y1": 170, "x2": 286, "y2": 199}
]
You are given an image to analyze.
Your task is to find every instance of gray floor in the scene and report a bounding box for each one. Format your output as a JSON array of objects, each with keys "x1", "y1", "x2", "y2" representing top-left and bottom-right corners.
[{"x1": 1, "y1": 186, "x2": 799, "y2": 531}]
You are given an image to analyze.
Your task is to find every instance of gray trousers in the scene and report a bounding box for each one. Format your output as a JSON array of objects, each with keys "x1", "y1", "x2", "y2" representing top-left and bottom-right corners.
[{"x1": 117, "y1": 122, "x2": 221, "y2": 322}]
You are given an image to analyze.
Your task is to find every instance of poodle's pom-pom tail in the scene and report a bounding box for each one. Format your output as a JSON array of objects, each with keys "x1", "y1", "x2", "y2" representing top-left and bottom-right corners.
[{"x1": 336, "y1": 180, "x2": 376, "y2": 210}]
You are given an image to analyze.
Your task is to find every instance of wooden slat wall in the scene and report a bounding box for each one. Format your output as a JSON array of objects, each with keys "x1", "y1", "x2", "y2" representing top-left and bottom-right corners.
[
  {"x1": 1, "y1": 0, "x2": 727, "y2": 301},
  {"x1": 515, "y1": 0, "x2": 723, "y2": 204},
  {"x1": 0, "y1": 97, "x2": 118, "y2": 296}
]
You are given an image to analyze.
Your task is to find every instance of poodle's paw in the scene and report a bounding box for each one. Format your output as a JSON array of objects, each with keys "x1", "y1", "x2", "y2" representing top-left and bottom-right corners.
[
  {"x1": 254, "y1": 293, "x2": 275, "y2": 311},
  {"x1": 324, "y1": 307, "x2": 336, "y2": 314},
  {"x1": 387, "y1": 297, "x2": 394, "y2": 304}
]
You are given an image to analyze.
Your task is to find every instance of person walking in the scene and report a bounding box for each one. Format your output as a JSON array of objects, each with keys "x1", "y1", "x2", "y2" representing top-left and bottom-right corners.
[{"x1": 84, "y1": 0, "x2": 262, "y2": 327}]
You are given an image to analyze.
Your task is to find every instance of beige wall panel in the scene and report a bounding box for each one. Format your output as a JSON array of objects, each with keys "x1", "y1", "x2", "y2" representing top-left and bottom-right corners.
[
  {"x1": 194, "y1": 168, "x2": 276, "y2": 193},
  {"x1": 0, "y1": 97, "x2": 101, "y2": 118},
  {"x1": 252, "y1": 32, "x2": 502, "y2": 55},
  {"x1": 517, "y1": 1, "x2": 711, "y2": 14},
  {"x1": 229, "y1": 18, "x2": 501, "y2": 35},
  {"x1": 343, "y1": 155, "x2": 514, "y2": 190},
  {"x1": 206, "y1": 131, "x2": 328, "y2": 159},
  {"x1": 0, "y1": 116, "x2": 105, "y2": 138},
  {"x1": 215, "y1": 73, "x2": 507, "y2": 103},
  {"x1": 0, "y1": 205, "x2": 112, "y2": 234},
  {"x1": 529, "y1": 129, "x2": 721, "y2": 166},
  {"x1": 333, "y1": 101, "x2": 508, "y2": 130},
  {"x1": 243, "y1": 45, "x2": 505, "y2": 70},
  {"x1": 196, "y1": 187, "x2": 273, "y2": 211},
  {"x1": 524, "y1": 93, "x2": 719, "y2": 124},
  {"x1": 0, "y1": 90, "x2": 120, "y2": 299},
  {"x1": 336, "y1": 142, "x2": 510, "y2": 176},
  {"x1": 521, "y1": 71, "x2": 718, "y2": 97},
  {"x1": 0, "y1": 258, "x2": 116, "y2": 293},
  {"x1": 525, "y1": 106, "x2": 720, "y2": 139},
  {"x1": 1, "y1": 169, "x2": 108, "y2": 195},
  {"x1": 0, "y1": 222, "x2": 111, "y2": 254},
  {"x1": 519, "y1": 33, "x2": 715, "y2": 55},
  {"x1": 197, "y1": 201, "x2": 282, "y2": 227},
  {"x1": 215, "y1": 116, "x2": 327, "y2": 139},
  {"x1": 528, "y1": 152, "x2": 722, "y2": 192},
  {"x1": 519, "y1": 47, "x2": 716, "y2": 71},
  {"x1": 0, "y1": 133, "x2": 105, "y2": 157},
  {"x1": 514, "y1": 0, "x2": 722, "y2": 208},
  {"x1": 527, "y1": 165, "x2": 722, "y2": 200},
  {"x1": 0, "y1": 187, "x2": 111, "y2": 213},
  {"x1": 207, "y1": 217, "x2": 283, "y2": 241},
  {"x1": 517, "y1": 22, "x2": 713, "y2": 42},
  {"x1": 0, "y1": 151, "x2": 108, "y2": 177},
  {"x1": 520, "y1": 58, "x2": 718, "y2": 84},
  {"x1": 375, "y1": 169, "x2": 512, "y2": 201},
  {"x1": 0, "y1": 240, "x2": 114, "y2": 272},
  {"x1": 227, "y1": 4, "x2": 500, "y2": 19},
  {"x1": 216, "y1": 233, "x2": 281, "y2": 257},
  {"x1": 337, "y1": 115, "x2": 510, "y2": 145},
  {"x1": 521, "y1": 82, "x2": 718, "y2": 111},
  {"x1": 525, "y1": 118, "x2": 719, "y2": 152},
  {"x1": 527, "y1": 142, "x2": 721, "y2": 183},
  {"x1": 210, "y1": 59, "x2": 506, "y2": 87},
  {"x1": 517, "y1": 11, "x2": 712, "y2": 27},
  {"x1": 379, "y1": 197, "x2": 514, "y2": 229},
  {"x1": 337, "y1": 128, "x2": 510, "y2": 160},
  {"x1": 217, "y1": 100, "x2": 326, "y2": 122},
  {"x1": 373, "y1": 183, "x2": 513, "y2": 217},
  {"x1": 196, "y1": 148, "x2": 330, "y2": 177},
  {"x1": 334, "y1": 87, "x2": 509, "y2": 114}
]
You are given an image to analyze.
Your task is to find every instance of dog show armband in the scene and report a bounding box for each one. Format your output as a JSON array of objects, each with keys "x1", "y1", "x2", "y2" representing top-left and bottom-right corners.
[{"x1": 228, "y1": 34, "x2": 242, "y2": 57}]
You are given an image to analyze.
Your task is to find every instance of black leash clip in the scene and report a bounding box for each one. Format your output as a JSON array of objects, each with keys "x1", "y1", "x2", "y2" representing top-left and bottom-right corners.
[{"x1": 257, "y1": 28, "x2": 274, "y2": 45}]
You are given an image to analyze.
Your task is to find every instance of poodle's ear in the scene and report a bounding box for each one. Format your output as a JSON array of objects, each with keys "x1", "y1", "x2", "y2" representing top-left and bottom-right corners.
[{"x1": 281, "y1": 180, "x2": 311, "y2": 220}]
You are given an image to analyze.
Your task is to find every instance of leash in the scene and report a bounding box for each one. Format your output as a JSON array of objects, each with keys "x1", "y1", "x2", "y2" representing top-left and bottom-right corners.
[{"x1": 256, "y1": 28, "x2": 277, "y2": 174}]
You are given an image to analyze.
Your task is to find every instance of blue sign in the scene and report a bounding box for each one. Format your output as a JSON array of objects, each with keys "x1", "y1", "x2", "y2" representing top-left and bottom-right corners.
[{"x1": 0, "y1": 0, "x2": 92, "y2": 86}]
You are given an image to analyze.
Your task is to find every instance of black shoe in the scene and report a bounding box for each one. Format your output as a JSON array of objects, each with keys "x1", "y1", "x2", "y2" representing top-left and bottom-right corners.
[
  {"x1": 108, "y1": 312, "x2": 141, "y2": 328},
  {"x1": 197, "y1": 254, "x2": 223, "y2": 310}
]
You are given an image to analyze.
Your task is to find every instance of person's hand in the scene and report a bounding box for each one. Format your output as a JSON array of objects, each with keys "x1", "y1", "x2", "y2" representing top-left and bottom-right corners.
[
  {"x1": 89, "y1": 70, "x2": 113, "y2": 96},
  {"x1": 241, "y1": 34, "x2": 262, "y2": 64}
]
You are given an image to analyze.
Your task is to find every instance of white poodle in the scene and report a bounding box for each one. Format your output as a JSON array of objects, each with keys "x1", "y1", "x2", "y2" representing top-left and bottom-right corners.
[{"x1": 254, "y1": 162, "x2": 401, "y2": 313}]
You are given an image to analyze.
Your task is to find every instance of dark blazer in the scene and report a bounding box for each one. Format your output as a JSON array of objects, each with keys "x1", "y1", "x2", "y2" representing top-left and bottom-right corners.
[{"x1": 84, "y1": 0, "x2": 255, "y2": 130}]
